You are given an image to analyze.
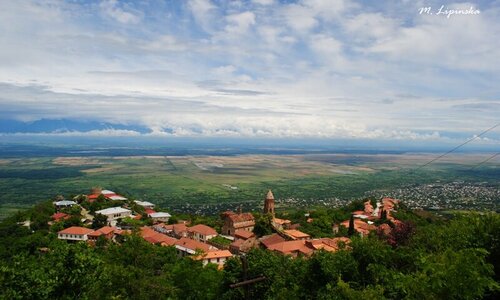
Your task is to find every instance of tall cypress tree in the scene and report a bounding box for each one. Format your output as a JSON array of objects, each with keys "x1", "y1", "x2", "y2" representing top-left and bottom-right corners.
[{"x1": 348, "y1": 214, "x2": 355, "y2": 236}]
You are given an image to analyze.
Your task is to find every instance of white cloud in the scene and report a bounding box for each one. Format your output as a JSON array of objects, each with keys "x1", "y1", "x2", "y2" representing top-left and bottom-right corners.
[
  {"x1": 225, "y1": 11, "x2": 256, "y2": 34},
  {"x1": 0, "y1": 1, "x2": 498, "y2": 143},
  {"x1": 99, "y1": 0, "x2": 141, "y2": 24}
]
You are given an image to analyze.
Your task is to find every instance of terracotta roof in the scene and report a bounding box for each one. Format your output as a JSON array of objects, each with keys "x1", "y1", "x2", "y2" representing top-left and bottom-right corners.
[
  {"x1": 283, "y1": 229, "x2": 310, "y2": 240},
  {"x1": 230, "y1": 239, "x2": 245, "y2": 248},
  {"x1": 175, "y1": 237, "x2": 212, "y2": 253},
  {"x1": 227, "y1": 212, "x2": 255, "y2": 223},
  {"x1": 52, "y1": 212, "x2": 70, "y2": 221},
  {"x1": 267, "y1": 240, "x2": 313, "y2": 256},
  {"x1": 140, "y1": 227, "x2": 177, "y2": 245},
  {"x1": 163, "y1": 223, "x2": 189, "y2": 235},
  {"x1": 340, "y1": 219, "x2": 377, "y2": 236},
  {"x1": 188, "y1": 224, "x2": 217, "y2": 236},
  {"x1": 306, "y1": 237, "x2": 351, "y2": 252},
  {"x1": 87, "y1": 194, "x2": 100, "y2": 200},
  {"x1": 88, "y1": 226, "x2": 115, "y2": 237},
  {"x1": 58, "y1": 226, "x2": 94, "y2": 235},
  {"x1": 194, "y1": 250, "x2": 232, "y2": 260},
  {"x1": 114, "y1": 229, "x2": 131, "y2": 235},
  {"x1": 260, "y1": 233, "x2": 286, "y2": 248},
  {"x1": 364, "y1": 200, "x2": 374, "y2": 214},
  {"x1": 266, "y1": 190, "x2": 274, "y2": 200},
  {"x1": 234, "y1": 229, "x2": 255, "y2": 240},
  {"x1": 273, "y1": 218, "x2": 291, "y2": 225}
]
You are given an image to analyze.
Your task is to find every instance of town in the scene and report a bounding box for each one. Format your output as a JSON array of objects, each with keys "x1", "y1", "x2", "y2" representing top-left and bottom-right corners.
[{"x1": 47, "y1": 187, "x2": 404, "y2": 268}]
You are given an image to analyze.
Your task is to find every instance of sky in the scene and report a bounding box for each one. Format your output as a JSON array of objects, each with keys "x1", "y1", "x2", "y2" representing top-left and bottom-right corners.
[{"x1": 0, "y1": 0, "x2": 499, "y2": 145}]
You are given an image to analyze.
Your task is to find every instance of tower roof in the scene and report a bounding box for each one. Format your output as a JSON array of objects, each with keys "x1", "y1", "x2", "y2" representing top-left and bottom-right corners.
[{"x1": 266, "y1": 190, "x2": 274, "y2": 200}]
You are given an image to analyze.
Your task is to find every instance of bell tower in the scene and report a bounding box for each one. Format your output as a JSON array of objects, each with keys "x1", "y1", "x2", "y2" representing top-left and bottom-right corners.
[{"x1": 263, "y1": 189, "x2": 275, "y2": 216}]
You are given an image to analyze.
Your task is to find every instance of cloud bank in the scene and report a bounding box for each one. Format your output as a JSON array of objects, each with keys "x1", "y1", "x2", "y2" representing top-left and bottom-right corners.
[{"x1": 0, "y1": 0, "x2": 498, "y2": 143}]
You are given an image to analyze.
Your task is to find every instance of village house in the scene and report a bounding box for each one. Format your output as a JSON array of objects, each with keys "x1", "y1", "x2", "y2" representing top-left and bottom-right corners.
[
  {"x1": 148, "y1": 212, "x2": 172, "y2": 223},
  {"x1": 175, "y1": 237, "x2": 217, "y2": 257},
  {"x1": 234, "y1": 229, "x2": 255, "y2": 240},
  {"x1": 283, "y1": 229, "x2": 310, "y2": 240},
  {"x1": 338, "y1": 219, "x2": 377, "y2": 237},
  {"x1": 140, "y1": 227, "x2": 177, "y2": 245},
  {"x1": 221, "y1": 210, "x2": 255, "y2": 236},
  {"x1": 87, "y1": 187, "x2": 127, "y2": 202},
  {"x1": 95, "y1": 207, "x2": 132, "y2": 226},
  {"x1": 51, "y1": 212, "x2": 70, "y2": 222},
  {"x1": 53, "y1": 200, "x2": 77, "y2": 209},
  {"x1": 134, "y1": 200, "x2": 155, "y2": 209},
  {"x1": 154, "y1": 223, "x2": 189, "y2": 238},
  {"x1": 193, "y1": 250, "x2": 233, "y2": 267},
  {"x1": 87, "y1": 226, "x2": 115, "y2": 242},
  {"x1": 272, "y1": 217, "x2": 292, "y2": 230},
  {"x1": 260, "y1": 233, "x2": 286, "y2": 249},
  {"x1": 188, "y1": 224, "x2": 218, "y2": 242},
  {"x1": 58, "y1": 226, "x2": 94, "y2": 241},
  {"x1": 267, "y1": 240, "x2": 314, "y2": 257}
]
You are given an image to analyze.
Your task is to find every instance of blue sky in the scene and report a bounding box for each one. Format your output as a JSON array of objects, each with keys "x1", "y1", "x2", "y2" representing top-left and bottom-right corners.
[{"x1": 0, "y1": 0, "x2": 499, "y2": 145}]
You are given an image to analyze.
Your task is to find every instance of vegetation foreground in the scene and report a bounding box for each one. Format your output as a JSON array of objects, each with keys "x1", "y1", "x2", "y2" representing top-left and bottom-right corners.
[{"x1": 0, "y1": 199, "x2": 499, "y2": 299}]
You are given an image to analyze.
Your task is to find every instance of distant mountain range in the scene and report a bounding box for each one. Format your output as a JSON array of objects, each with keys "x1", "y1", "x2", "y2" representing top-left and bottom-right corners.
[{"x1": 0, "y1": 119, "x2": 150, "y2": 134}]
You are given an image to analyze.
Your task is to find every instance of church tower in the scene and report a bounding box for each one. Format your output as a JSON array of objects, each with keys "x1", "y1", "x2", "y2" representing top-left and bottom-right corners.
[{"x1": 263, "y1": 189, "x2": 275, "y2": 216}]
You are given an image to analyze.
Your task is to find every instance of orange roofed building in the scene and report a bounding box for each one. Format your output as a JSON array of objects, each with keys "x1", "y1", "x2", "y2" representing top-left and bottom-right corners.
[
  {"x1": 140, "y1": 227, "x2": 177, "y2": 246},
  {"x1": 221, "y1": 211, "x2": 255, "y2": 236},
  {"x1": 188, "y1": 224, "x2": 218, "y2": 242},
  {"x1": 175, "y1": 237, "x2": 218, "y2": 256},
  {"x1": 283, "y1": 229, "x2": 310, "y2": 240},
  {"x1": 193, "y1": 250, "x2": 233, "y2": 267},
  {"x1": 58, "y1": 226, "x2": 94, "y2": 241},
  {"x1": 340, "y1": 219, "x2": 377, "y2": 237},
  {"x1": 87, "y1": 226, "x2": 115, "y2": 241},
  {"x1": 267, "y1": 240, "x2": 314, "y2": 257}
]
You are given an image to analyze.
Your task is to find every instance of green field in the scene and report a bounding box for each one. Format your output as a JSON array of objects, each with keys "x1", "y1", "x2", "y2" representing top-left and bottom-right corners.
[{"x1": 0, "y1": 153, "x2": 498, "y2": 217}]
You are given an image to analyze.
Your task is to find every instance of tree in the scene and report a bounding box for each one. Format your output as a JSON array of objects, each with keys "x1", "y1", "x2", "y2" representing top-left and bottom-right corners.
[
  {"x1": 92, "y1": 213, "x2": 108, "y2": 229},
  {"x1": 253, "y1": 214, "x2": 273, "y2": 237},
  {"x1": 347, "y1": 214, "x2": 355, "y2": 237}
]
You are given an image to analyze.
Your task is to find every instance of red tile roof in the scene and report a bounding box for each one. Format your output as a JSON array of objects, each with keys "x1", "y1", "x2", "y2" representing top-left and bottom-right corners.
[
  {"x1": 194, "y1": 250, "x2": 233, "y2": 260},
  {"x1": 140, "y1": 227, "x2": 177, "y2": 245},
  {"x1": 306, "y1": 237, "x2": 351, "y2": 252},
  {"x1": 58, "y1": 226, "x2": 94, "y2": 235},
  {"x1": 340, "y1": 219, "x2": 377, "y2": 236},
  {"x1": 260, "y1": 233, "x2": 286, "y2": 248},
  {"x1": 227, "y1": 212, "x2": 255, "y2": 223},
  {"x1": 175, "y1": 237, "x2": 212, "y2": 253},
  {"x1": 234, "y1": 229, "x2": 255, "y2": 240},
  {"x1": 88, "y1": 226, "x2": 115, "y2": 237},
  {"x1": 283, "y1": 229, "x2": 310, "y2": 240},
  {"x1": 52, "y1": 212, "x2": 70, "y2": 221},
  {"x1": 188, "y1": 224, "x2": 217, "y2": 236},
  {"x1": 267, "y1": 240, "x2": 314, "y2": 256}
]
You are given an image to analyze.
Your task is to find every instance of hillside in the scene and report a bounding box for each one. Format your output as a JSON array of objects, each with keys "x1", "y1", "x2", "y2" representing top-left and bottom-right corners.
[{"x1": 0, "y1": 196, "x2": 499, "y2": 299}]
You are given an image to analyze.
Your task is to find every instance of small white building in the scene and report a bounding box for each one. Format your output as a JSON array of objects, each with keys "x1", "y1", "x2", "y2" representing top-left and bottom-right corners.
[
  {"x1": 194, "y1": 250, "x2": 233, "y2": 267},
  {"x1": 53, "y1": 200, "x2": 77, "y2": 208},
  {"x1": 58, "y1": 226, "x2": 94, "y2": 241},
  {"x1": 134, "y1": 200, "x2": 155, "y2": 209},
  {"x1": 148, "y1": 212, "x2": 171, "y2": 223},
  {"x1": 95, "y1": 207, "x2": 132, "y2": 226}
]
